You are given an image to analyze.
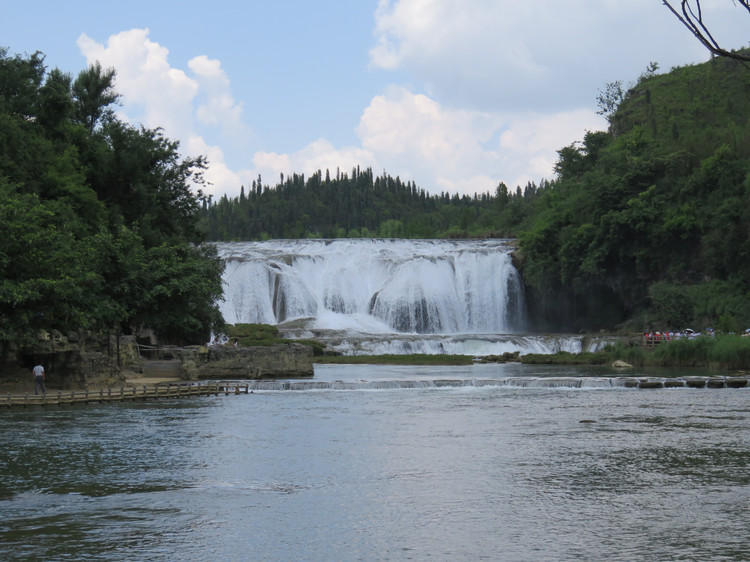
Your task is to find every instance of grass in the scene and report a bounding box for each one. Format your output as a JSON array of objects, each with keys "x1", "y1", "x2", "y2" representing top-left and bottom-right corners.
[
  {"x1": 223, "y1": 323, "x2": 327, "y2": 355},
  {"x1": 520, "y1": 351, "x2": 609, "y2": 365},
  {"x1": 604, "y1": 335, "x2": 750, "y2": 370}
]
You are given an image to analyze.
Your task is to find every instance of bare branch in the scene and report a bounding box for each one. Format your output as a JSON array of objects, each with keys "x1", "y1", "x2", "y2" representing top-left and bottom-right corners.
[{"x1": 662, "y1": 0, "x2": 750, "y2": 61}]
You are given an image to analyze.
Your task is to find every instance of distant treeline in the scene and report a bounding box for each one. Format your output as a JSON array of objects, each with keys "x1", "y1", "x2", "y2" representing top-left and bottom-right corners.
[{"x1": 200, "y1": 166, "x2": 550, "y2": 240}]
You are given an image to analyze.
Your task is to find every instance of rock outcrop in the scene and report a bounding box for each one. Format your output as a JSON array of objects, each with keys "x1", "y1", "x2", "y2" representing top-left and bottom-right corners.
[
  {"x1": 0, "y1": 331, "x2": 315, "y2": 391},
  {"x1": 187, "y1": 343, "x2": 314, "y2": 380},
  {"x1": 0, "y1": 331, "x2": 137, "y2": 390}
]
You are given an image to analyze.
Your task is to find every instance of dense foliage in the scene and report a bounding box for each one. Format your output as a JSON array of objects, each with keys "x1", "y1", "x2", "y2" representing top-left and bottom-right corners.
[
  {"x1": 0, "y1": 48, "x2": 224, "y2": 345},
  {"x1": 517, "y1": 55, "x2": 750, "y2": 331},
  {"x1": 200, "y1": 166, "x2": 537, "y2": 240}
]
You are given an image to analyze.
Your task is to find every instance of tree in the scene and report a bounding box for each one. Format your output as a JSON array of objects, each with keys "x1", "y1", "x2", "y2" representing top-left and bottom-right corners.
[
  {"x1": 596, "y1": 80, "x2": 624, "y2": 122},
  {"x1": 0, "y1": 179, "x2": 103, "y2": 342},
  {"x1": 0, "y1": 47, "x2": 45, "y2": 118},
  {"x1": 72, "y1": 61, "x2": 119, "y2": 133},
  {"x1": 662, "y1": 1, "x2": 750, "y2": 61},
  {"x1": 0, "y1": 48, "x2": 224, "y2": 344},
  {"x1": 37, "y1": 68, "x2": 73, "y2": 138}
]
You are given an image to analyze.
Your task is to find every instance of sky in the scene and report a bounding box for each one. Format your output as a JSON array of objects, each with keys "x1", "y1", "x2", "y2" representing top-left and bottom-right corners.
[{"x1": 2, "y1": 1, "x2": 748, "y2": 199}]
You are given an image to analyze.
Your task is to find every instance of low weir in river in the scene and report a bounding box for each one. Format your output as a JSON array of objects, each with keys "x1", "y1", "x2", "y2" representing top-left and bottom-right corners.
[{"x1": 244, "y1": 375, "x2": 750, "y2": 391}]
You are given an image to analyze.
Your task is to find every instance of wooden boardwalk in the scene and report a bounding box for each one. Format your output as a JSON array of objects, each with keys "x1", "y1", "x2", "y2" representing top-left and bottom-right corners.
[{"x1": 2, "y1": 381, "x2": 250, "y2": 408}]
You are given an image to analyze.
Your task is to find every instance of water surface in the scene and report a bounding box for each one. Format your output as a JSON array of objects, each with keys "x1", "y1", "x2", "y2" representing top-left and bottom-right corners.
[{"x1": 2, "y1": 363, "x2": 749, "y2": 560}]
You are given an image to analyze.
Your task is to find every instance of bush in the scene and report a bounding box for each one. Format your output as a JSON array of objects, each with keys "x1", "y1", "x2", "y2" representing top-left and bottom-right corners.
[
  {"x1": 606, "y1": 335, "x2": 750, "y2": 370},
  {"x1": 707, "y1": 336, "x2": 750, "y2": 370},
  {"x1": 648, "y1": 282, "x2": 694, "y2": 327}
]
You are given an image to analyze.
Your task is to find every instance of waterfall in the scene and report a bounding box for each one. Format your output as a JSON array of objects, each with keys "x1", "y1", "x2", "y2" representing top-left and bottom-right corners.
[{"x1": 217, "y1": 239, "x2": 527, "y2": 335}]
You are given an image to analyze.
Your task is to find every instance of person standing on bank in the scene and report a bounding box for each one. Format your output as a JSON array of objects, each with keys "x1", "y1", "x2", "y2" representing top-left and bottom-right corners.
[{"x1": 33, "y1": 363, "x2": 46, "y2": 395}]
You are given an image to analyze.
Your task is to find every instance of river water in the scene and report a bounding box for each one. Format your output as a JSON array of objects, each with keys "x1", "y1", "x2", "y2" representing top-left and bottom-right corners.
[{"x1": 2, "y1": 363, "x2": 750, "y2": 561}]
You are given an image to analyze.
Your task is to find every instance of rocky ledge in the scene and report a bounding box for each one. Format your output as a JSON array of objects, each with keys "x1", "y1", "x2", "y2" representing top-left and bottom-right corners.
[
  {"x1": 177, "y1": 343, "x2": 315, "y2": 380},
  {"x1": 0, "y1": 332, "x2": 315, "y2": 392}
]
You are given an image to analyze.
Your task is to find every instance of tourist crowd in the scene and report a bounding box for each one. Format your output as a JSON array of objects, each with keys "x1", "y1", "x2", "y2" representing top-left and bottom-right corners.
[{"x1": 642, "y1": 328, "x2": 713, "y2": 346}]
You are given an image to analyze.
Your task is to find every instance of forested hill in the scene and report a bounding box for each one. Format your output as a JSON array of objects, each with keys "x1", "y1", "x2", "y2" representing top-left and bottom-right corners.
[
  {"x1": 518, "y1": 53, "x2": 750, "y2": 332},
  {"x1": 200, "y1": 167, "x2": 544, "y2": 240}
]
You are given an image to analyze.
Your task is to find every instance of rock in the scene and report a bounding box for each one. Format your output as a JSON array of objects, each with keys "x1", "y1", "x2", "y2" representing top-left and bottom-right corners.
[
  {"x1": 186, "y1": 343, "x2": 314, "y2": 380},
  {"x1": 639, "y1": 378, "x2": 664, "y2": 389},
  {"x1": 1, "y1": 333, "x2": 315, "y2": 390},
  {"x1": 611, "y1": 360, "x2": 633, "y2": 368}
]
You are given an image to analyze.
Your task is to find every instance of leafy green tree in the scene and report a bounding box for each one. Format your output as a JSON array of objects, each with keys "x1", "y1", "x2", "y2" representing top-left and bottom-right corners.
[
  {"x1": 72, "y1": 61, "x2": 119, "y2": 134},
  {"x1": 0, "y1": 48, "x2": 224, "y2": 345},
  {"x1": 37, "y1": 68, "x2": 73, "y2": 140},
  {"x1": 0, "y1": 47, "x2": 45, "y2": 118},
  {"x1": 90, "y1": 120, "x2": 208, "y2": 245},
  {"x1": 595, "y1": 80, "x2": 624, "y2": 122},
  {"x1": 0, "y1": 180, "x2": 101, "y2": 342}
]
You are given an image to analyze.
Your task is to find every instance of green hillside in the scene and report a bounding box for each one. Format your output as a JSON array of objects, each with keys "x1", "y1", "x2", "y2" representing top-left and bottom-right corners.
[
  {"x1": 518, "y1": 53, "x2": 750, "y2": 332},
  {"x1": 612, "y1": 55, "x2": 750, "y2": 157}
]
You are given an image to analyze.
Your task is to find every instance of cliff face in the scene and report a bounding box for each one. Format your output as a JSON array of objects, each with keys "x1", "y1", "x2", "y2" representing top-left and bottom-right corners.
[
  {"x1": 0, "y1": 331, "x2": 138, "y2": 390},
  {"x1": 0, "y1": 332, "x2": 315, "y2": 391}
]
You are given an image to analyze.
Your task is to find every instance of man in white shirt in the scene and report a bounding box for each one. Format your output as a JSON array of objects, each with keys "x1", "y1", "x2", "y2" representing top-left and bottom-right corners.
[{"x1": 33, "y1": 363, "x2": 46, "y2": 395}]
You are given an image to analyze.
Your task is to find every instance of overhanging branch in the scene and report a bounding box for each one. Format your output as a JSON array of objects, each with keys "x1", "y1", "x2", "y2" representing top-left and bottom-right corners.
[{"x1": 662, "y1": 0, "x2": 750, "y2": 61}]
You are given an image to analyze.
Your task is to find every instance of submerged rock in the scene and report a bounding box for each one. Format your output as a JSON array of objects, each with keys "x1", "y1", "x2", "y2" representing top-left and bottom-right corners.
[{"x1": 611, "y1": 360, "x2": 633, "y2": 368}]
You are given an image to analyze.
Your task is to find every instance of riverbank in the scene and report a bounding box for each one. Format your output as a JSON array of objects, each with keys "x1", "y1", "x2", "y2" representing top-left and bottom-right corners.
[
  {"x1": 315, "y1": 335, "x2": 750, "y2": 372},
  {"x1": 0, "y1": 330, "x2": 315, "y2": 392},
  {"x1": 540, "y1": 334, "x2": 750, "y2": 371}
]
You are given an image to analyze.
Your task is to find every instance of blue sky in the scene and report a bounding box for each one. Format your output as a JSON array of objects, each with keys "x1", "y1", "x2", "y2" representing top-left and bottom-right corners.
[{"x1": 2, "y1": 1, "x2": 748, "y2": 199}]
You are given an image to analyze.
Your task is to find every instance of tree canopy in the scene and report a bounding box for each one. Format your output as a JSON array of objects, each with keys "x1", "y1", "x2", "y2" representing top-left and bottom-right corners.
[
  {"x1": 0, "y1": 48, "x2": 224, "y2": 345},
  {"x1": 200, "y1": 167, "x2": 527, "y2": 240}
]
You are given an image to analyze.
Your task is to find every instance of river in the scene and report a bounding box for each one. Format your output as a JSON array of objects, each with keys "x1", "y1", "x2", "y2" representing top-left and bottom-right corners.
[{"x1": 2, "y1": 363, "x2": 749, "y2": 561}]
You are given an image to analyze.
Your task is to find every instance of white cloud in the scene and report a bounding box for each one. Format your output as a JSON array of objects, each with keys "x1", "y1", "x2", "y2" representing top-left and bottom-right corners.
[
  {"x1": 370, "y1": 0, "x2": 718, "y2": 112},
  {"x1": 498, "y1": 109, "x2": 608, "y2": 188},
  {"x1": 76, "y1": 29, "x2": 250, "y2": 198},
  {"x1": 253, "y1": 139, "x2": 378, "y2": 186},
  {"x1": 353, "y1": 85, "x2": 606, "y2": 195},
  {"x1": 77, "y1": 29, "x2": 197, "y2": 138},
  {"x1": 185, "y1": 135, "x2": 245, "y2": 199},
  {"x1": 188, "y1": 55, "x2": 246, "y2": 135}
]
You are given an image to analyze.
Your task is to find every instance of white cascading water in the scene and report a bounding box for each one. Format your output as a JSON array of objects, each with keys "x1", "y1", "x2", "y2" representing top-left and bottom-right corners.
[
  {"x1": 218, "y1": 239, "x2": 525, "y2": 332},
  {"x1": 216, "y1": 239, "x2": 612, "y2": 355}
]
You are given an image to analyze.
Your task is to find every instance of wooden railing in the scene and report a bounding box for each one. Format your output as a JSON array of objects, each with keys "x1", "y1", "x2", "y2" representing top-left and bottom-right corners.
[{"x1": 2, "y1": 381, "x2": 250, "y2": 408}]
